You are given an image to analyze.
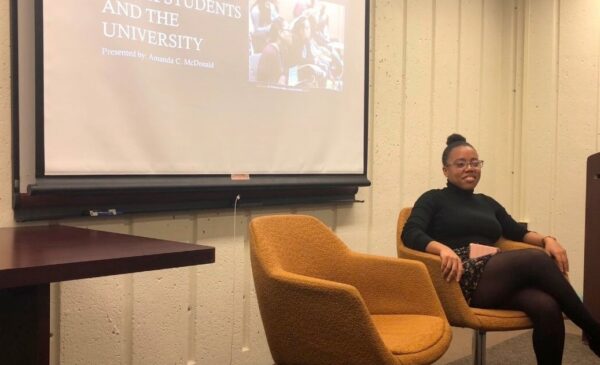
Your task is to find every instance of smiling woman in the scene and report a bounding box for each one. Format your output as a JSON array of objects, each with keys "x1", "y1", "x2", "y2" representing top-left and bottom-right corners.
[
  {"x1": 442, "y1": 135, "x2": 482, "y2": 191},
  {"x1": 401, "y1": 134, "x2": 600, "y2": 365}
]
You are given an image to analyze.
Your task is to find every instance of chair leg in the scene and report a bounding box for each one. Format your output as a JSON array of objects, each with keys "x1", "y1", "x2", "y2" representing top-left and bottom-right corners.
[{"x1": 472, "y1": 329, "x2": 486, "y2": 365}]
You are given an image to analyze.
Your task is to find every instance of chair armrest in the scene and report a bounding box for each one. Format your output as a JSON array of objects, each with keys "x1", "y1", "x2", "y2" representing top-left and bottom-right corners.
[
  {"x1": 259, "y1": 270, "x2": 398, "y2": 365},
  {"x1": 397, "y1": 245, "x2": 482, "y2": 328},
  {"x1": 330, "y1": 253, "x2": 447, "y2": 318}
]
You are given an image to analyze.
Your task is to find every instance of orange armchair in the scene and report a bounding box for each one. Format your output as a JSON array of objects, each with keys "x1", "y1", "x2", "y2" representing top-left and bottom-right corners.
[
  {"x1": 396, "y1": 207, "x2": 535, "y2": 365},
  {"x1": 250, "y1": 214, "x2": 452, "y2": 365}
]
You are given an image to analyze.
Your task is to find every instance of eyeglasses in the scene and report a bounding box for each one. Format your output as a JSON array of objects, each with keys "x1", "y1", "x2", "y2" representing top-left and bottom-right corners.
[{"x1": 446, "y1": 159, "x2": 484, "y2": 169}]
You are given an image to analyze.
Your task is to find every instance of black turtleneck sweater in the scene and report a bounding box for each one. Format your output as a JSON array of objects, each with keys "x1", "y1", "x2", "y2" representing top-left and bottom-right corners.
[{"x1": 401, "y1": 182, "x2": 528, "y2": 252}]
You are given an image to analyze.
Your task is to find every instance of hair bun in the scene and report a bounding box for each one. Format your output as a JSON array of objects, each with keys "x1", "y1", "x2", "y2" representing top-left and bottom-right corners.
[{"x1": 446, "y1": 133, "x2": 467, "y2": 146}]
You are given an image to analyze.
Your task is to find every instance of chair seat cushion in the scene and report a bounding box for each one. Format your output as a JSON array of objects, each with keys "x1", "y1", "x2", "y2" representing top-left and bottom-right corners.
[
  {"x1": 371, "y1": 314, "x2": 447, "y2": 355},
  {"x1": 471, "y1": 307, "x2": 533, "y2": 330}
]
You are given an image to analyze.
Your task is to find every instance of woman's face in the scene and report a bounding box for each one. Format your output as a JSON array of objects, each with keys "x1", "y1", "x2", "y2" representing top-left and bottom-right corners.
[{"x1": 443, "y1": 145, "x2": 481, "y2": 190}]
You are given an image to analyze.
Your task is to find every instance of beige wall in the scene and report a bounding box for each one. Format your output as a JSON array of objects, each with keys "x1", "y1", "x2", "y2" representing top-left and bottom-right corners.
[
  {"x1": 0, "y1": 0, "x2": 599, "y2": 364},
  {"x1": 0, "y1": 0, "x2": 12, "y2": 225}
]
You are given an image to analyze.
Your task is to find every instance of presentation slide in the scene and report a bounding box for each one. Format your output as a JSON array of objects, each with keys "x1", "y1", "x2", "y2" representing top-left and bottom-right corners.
[{"x1": 41, "y1": 0, "x2": 367, "y2": 175}]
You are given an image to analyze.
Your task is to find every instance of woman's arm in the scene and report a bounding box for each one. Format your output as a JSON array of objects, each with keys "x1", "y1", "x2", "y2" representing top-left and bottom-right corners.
[
  {"x1": 490, "y1": 196, "x2": 569, "y2": 273},
  {"x1": 522, "y1": 231, "x2": 569, "y2": 274},
  {"x1": 401, "y1": 191, "x2": 438, "y2": 251},
  {"x1": 402, "y1": 190, "x2": 463, "y2": 281},
  {"x1": 425, "y1": 241, "x2": 464, "y2": 283},
  {"x1": 403, "y1": 190, "x2": 463, "y2": 282},
  {"x1": 494, "y1": 196, "x2": 569, "y2": 274}
]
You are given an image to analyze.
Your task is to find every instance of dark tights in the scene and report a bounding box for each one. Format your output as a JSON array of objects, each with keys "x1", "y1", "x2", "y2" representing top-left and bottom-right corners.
[{"x1": 470, "y1": 249, "x2": 600, "y2": 365}]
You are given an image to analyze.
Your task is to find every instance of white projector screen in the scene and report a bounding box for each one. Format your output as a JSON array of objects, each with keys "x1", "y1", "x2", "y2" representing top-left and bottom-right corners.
[{"x1": 38, "y1": 0, "x2": 368, "y2": 176}]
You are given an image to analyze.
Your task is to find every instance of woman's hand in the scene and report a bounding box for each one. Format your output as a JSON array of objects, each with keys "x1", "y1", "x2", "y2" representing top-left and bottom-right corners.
[
  {"x1": 425, "y1": 241, "x2": 464, "y2": 282},
  {"x1": 439, "y1": 245, "x2": 464, "y2": 282},
  {"x1": 544, "y1": 237, "x2": 569, "y2": 274}
]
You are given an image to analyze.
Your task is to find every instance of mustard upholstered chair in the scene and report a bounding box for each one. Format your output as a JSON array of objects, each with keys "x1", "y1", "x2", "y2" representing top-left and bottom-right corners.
[
  {"x1": 396, "y1": 207, "x2": 537, "y2": 365},
  {"x1": 250, "y1": 214, "x2": 452, "y2": 365}
]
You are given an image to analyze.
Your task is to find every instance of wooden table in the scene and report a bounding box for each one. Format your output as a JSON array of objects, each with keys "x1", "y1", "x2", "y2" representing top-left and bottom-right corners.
[{"x1": 0, "y1": 225, "x2": 215, "y2": 364}]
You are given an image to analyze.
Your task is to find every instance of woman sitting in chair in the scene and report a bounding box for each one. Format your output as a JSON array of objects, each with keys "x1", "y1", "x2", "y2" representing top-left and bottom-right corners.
[{"x1": 401, "y1": 133, "x2": 600, "y2": 364}]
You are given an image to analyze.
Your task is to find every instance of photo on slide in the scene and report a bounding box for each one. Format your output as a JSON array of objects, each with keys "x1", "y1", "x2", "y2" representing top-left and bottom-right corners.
[{"x1": 248, "y1": 0, "x2": 345, "y2": 91}]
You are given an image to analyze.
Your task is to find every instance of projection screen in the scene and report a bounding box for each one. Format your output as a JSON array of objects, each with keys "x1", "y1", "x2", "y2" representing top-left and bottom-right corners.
[
  {"x1": 12, "y1": 0, "x2": 370, "y2": 220},
  {"x1": 36, "y1": 0, "x2": 368, "y2": 177}
]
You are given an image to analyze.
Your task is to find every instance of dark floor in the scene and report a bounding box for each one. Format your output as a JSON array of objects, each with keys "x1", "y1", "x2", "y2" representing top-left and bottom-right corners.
[{"x1": 434, "y1": 320, "x2": 581, "y2": 364}]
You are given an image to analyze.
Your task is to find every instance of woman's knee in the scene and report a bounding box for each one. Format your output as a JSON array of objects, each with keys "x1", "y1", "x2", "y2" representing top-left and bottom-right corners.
[
  {"x1": 537, "y1": 298, "x2": 562, "y2": 318},
  {"x1": 509, "y1": 248, "x2": 555, "y2": 269},
  {"x1": 527, "y1": 294, "x2": 564, "y2": 325}
]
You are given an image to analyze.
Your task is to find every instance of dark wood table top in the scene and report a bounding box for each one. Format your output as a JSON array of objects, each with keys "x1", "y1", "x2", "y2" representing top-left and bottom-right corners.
[{"x1": 0, "y1": 225, "x2": 215, "y2": 289}]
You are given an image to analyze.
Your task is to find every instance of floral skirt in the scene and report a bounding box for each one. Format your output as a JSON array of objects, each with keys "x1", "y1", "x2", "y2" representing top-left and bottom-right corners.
[{"x1": 453, "y1": 246, "x2": 493, "y2": 304}]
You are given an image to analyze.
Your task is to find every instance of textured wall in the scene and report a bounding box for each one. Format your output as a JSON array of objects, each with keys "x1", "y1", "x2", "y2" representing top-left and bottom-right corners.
[
  {"x1": 520, "y1": 0, "x2": 600, "y2": 293},
  {"x1": 0, "y1": 0, "x2": 599, "y2": 364},
  {"x1": 0, "y1": 0, "x2": 12, "y2": 225}
]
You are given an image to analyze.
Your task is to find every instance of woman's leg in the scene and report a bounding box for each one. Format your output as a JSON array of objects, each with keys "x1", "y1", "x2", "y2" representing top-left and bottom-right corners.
[
  {"x1": 470, "y1": 249, "x2": 600, "y2": 358},
  {"x1": 503, "y1": 288, "x2": 564, "y2": 365}
]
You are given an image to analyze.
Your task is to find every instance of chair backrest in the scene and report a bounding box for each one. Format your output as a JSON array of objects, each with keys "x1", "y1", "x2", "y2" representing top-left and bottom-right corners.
[
  {"x1": 396, "y1": 207, "x2": 413, "y2": 256},
  {"x1": 249, "y1": 214, "x2": 351, "y2": 279}
]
